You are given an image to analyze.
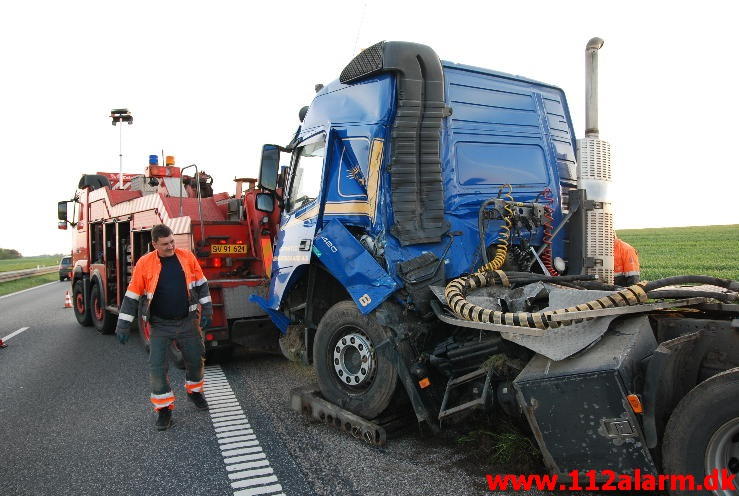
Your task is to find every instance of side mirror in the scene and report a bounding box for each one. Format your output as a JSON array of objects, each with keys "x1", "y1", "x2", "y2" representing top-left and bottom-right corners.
[
  {"x1": 255, "y1": 193, "x2": 274, "y2": 213},
  {"x1": 259, "y1": 144, "x2": 281, "y2": 191},
  {"x1": 58, "y1": 201, "x2": 68, "y2": 221},
  {"x1": 58, "y1": 220, "x2": 68, "y2": 230}
]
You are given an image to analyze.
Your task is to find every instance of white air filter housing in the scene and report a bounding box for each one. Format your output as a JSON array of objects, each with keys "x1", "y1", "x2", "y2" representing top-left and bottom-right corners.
[{"x1": 577, "y1": 137, "x2": 614, "y2": 284}]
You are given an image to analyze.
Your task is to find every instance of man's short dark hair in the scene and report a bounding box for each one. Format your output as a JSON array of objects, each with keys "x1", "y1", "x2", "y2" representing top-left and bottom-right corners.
[{"x1": 152, "y1": 224, "x2": 173, "y2": 242}]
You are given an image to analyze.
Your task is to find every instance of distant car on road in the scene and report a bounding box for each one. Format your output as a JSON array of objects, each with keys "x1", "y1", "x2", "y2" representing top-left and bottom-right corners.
[{"x1": 58, "y1": 256, "x2": 72, "y2": 281}]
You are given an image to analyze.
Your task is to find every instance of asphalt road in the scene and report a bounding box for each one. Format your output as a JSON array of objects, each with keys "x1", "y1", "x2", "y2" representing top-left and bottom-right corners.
[{"x1": 0, "y1": 282, "x2": 519, "y2": 496}]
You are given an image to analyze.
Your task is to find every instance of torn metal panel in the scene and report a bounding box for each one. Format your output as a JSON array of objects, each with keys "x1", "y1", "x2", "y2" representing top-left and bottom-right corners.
[{"x1": 502, "y1": 287, "x2": 619, "y2": 361}]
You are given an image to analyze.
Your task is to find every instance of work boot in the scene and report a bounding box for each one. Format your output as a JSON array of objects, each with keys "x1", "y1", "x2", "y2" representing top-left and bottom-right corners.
[
  {"x1": 188, "y1": 392, "x2": 209, "y2": 410},
  {"x1": 156, "y1": 407, "x2": 173, "y2": 430}
]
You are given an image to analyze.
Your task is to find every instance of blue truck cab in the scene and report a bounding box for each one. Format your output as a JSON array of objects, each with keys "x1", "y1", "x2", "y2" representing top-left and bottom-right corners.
[
  {"x1": 255, "y1": 42, "x2": 739, "y2": 487},
  {"x1": 262, "y1": 42, "x2": 577, "y2": 320}
]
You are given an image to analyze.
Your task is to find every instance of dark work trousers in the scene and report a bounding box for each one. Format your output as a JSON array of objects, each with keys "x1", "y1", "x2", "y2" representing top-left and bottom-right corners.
[{"x1": 148, "y1": 315, "x2": 205, "y2": 410}]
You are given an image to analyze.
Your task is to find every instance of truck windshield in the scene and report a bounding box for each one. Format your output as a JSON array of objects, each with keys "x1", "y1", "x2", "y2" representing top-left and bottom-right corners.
[{"x1": 288, "y1": 136, "x2": 325, "y2": 212}]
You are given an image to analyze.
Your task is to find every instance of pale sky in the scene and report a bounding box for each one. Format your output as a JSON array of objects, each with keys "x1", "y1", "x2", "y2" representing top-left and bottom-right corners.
[{"x1": 1, "y1": 0, "x2": 737, "y2": 256}]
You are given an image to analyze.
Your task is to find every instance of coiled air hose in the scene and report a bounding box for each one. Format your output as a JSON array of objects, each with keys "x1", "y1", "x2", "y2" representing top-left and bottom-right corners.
[
  {"x1": 478, "y1": 185, "x2": 514, "y2": 273},
  {"x1": 444, "y1": 272, "x2": 739, "y2": 330},
  {"x1": 539, "y1": 188, "x2": 558, "y2": 276}
]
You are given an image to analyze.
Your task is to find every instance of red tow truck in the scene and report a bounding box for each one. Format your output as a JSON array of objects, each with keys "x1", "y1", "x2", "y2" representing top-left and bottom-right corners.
[{"x1": 57, "y1": 155, "x2": 281, "y2": 359}]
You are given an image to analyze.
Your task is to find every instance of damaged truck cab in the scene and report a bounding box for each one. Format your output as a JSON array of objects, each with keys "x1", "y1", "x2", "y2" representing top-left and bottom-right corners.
[{"x1": 256, "y1": 41, "x2": 739, "y2": 493}]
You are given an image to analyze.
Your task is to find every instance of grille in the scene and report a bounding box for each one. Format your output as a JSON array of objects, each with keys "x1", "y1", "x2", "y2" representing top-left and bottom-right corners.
[{"x1": 340, "y1": 42, "x2": 385, "y2": 84}]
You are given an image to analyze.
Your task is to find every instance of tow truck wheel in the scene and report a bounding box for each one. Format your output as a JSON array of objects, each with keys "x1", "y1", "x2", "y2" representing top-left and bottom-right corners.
[
  {"x1": 313, "y1": 300, "x2": 401, "y2": 419},
  {"x1": 662, "y1": 367, "x2": 739, "y2": 496},
  {"x1": 73, "y1": 280, "x2": 92, "y2": 326},
  {"x1": 90, "y1": 283, "x2": 115, "y2": 334}
]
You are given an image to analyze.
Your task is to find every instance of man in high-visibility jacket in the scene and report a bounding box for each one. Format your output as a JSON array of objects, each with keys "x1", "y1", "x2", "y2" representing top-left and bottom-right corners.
[
  {"x1": 614, "y1": 234, "x2": 641, "y2": 286},
  {"x1": 115, "y1": 224, "x2": 213, "y2": 430}
]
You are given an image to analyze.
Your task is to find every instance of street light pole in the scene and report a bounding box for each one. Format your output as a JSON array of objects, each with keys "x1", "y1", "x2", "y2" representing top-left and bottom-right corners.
[{"x1": 110, "y1": 108, "x2": 133, "y2": 189}]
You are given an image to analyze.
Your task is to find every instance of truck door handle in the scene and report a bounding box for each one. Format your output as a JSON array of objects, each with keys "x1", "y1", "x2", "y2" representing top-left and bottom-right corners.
[{"x1": 299, "y1": 239, "x2": 312, "y2": 251}]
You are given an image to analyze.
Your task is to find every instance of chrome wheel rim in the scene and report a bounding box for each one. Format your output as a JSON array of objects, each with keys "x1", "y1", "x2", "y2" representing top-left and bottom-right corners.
[
  {"x1": 705, "y1": 417, "x2": 739, "y2": 496},
  {"x1": 332, "y1": 328, "x2": 375, "y2": 389}
]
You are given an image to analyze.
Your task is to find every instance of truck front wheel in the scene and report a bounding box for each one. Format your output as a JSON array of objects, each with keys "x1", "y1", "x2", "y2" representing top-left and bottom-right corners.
[
  {"x1": 662, "y1": 367, "x2": 739, "y2": 495},
  {"x1": 90, "y1": 283, "x2": 115, "y2": 334},
  {"x1": 73, "y1": 280, "x2": 92, "y2": 326},
  {"x1": 313, "y1": 300, "x2": 401, "y2": 419}
]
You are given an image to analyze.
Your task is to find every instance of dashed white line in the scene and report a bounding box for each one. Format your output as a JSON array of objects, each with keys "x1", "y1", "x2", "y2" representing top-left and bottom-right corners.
[
  {"x1": 1, "y1": 327, "x2": 30, "y2": 343},
  {"x1": 205, "y1": 365, "x2": 284, "y2": 496}
]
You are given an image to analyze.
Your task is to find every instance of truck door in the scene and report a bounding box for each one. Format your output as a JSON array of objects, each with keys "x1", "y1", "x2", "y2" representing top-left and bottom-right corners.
[{"x1": 268, "y1": 132, "x2": 328, "y2": 309}]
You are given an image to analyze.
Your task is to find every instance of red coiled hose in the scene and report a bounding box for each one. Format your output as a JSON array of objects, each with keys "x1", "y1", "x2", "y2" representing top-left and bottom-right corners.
[{"x1": 540, "y1": 188, "x2": 558, "y2": 276}]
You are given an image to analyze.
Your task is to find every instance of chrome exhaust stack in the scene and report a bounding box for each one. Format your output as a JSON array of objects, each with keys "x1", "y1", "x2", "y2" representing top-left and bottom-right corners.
[{"x1": 576, "y1": 37, "x2": 614, "y2": 284}]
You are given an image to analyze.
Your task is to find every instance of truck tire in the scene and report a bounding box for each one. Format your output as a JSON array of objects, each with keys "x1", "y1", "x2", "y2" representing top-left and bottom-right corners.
[
  {"x1": 313, "y1": 300, "x2": 402, "y2": 419},
  {"x1": 90, "y1": 283, "x2": 115, "y2": 334},
  {"x1": 662, "y1": 367, "x2": 739, "y2": 495},
  {"x1": 73, "y1": 280, "x2": 92, "y2": 326}
]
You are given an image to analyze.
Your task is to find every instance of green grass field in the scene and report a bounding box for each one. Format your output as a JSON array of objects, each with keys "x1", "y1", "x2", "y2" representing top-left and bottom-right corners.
[
  {"x1": 0, "y1": 256, "x2": 61, "y2": 272},
  {"x1": 617, "y1": 224, "x2": 739, "y2": 281},
  {"x1": 0, "y1": 273, "x2": 60, "y2": 297}
]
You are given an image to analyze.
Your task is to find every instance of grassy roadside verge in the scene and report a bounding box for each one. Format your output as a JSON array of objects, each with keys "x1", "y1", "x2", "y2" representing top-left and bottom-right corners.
[
  {"x1": 0, "y1": 256, "x2": 61, "y2": 272},
  {"x1": 0, "y1": 273, "x2": 60, "y2": 297}
]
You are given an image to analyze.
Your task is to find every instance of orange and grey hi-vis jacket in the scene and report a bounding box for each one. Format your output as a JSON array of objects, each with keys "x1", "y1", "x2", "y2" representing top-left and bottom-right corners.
[{"x1": 115, "y1": 248, "x2": 212, "y2": 332}]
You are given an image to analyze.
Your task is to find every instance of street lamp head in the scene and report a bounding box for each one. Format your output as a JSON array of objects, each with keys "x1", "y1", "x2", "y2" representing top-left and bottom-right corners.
[{"x1": 110, "y1": 108, "x2": 133, "y2": 125}]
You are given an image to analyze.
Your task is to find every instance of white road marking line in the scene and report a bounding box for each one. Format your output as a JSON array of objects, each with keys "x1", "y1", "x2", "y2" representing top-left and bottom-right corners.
[
  {"x1": 205, "y1": 392, "x2": 236, "y2": 400},
  {"x1": 225, "y1": 452, "x2": 267, "y2": 465},
  {"x1": 215, "y1": 422, "x2": 251, "y2": 430},
  {"x1": 221, "y1": 446, "x2": 264, "y2": 457},
  {"x1": 228, "y1": 462, "x2": 271, "y2": 479},
  {"x1": 231, "y1": 475, "x2": 279, "y2": 489},
  {"x1": 233, "y1": 483, "x2": 283, "y2": 496},
  {"x1": 211, "y1": 408, "x2": 245, "y2": 416},
  {"x1": 219, "y1": 434, "x2": 257, "y2": 444},
  {"x1": 206, "y1": 392, "x2": 238, "y2": 399},
  {"x1": 0, "y1": 282, "x2": 57, "y2": 300},
  {"x1": 217, "y1": 429, "x2": 255, "y2": 439},
  {"x1": 210, "y1": 408, "x2": 250, "y2": 422},
  {"x1": 227, "y1": 460, "x2": 270, "y2": 473},
  {"x1": 213, "y1": 414, "x2": 247, "y2": 423},
  {"x1": 220, "y1": 440, "x2": 260, "y2": 451},
  {"x1": 227, "y1": 455, "x2": 268, "y2": 471},
  {"x1": 204, "y1": 386, "x2": 234, "y2": 392},
  {"x1": 228, "y1": 467, "x2": 273, "y2": 480},
  {"x1": 210, "y1": 407, "x2": 242, "y2": 415},
  {"x1": 1, "y1": 327, "x2": 30, "y2": 343},
  {"x1": 206, "y1": 365, "x2": 284, "y2": 496},
  {"x1": 208, "y1": 399, "x2": 241, "y2": 407},
  {"x1": 215, "y1": 422, "x2": 251, "y2": 431}
]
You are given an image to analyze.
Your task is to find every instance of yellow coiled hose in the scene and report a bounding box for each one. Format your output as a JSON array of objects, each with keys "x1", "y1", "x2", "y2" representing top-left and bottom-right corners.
[{"x1": 478, "y1": 185, "x2": 514, "y2": 273}]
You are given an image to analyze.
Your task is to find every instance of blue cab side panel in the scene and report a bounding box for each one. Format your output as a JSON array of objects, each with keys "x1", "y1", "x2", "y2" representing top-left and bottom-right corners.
[
  {"x1": 377, "y1": 63, "x2": 577, "y2": 284},
  {"x1": 266, "y1": 61, "x2": 580, "y2": 313},
  {"x1": 267, "y1": 75, "x2": 396, "y2": 311},
  {"x1": 312, "y1": 220, "x2": 398, "y2": 314}
]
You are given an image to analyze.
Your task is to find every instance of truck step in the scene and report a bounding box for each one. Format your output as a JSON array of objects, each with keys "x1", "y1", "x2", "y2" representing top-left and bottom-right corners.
[
  {"x1": 438, "y1": 366, "x2": 495, "y2": 424},
  {"x1": 289, "y1": 385, "x2": 411, "y2": 447}
]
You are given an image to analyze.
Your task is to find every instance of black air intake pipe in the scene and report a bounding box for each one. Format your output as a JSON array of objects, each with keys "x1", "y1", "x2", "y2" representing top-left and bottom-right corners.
[{"x1": 341, "y1": 41, "x2": 449, "y2": 246}]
